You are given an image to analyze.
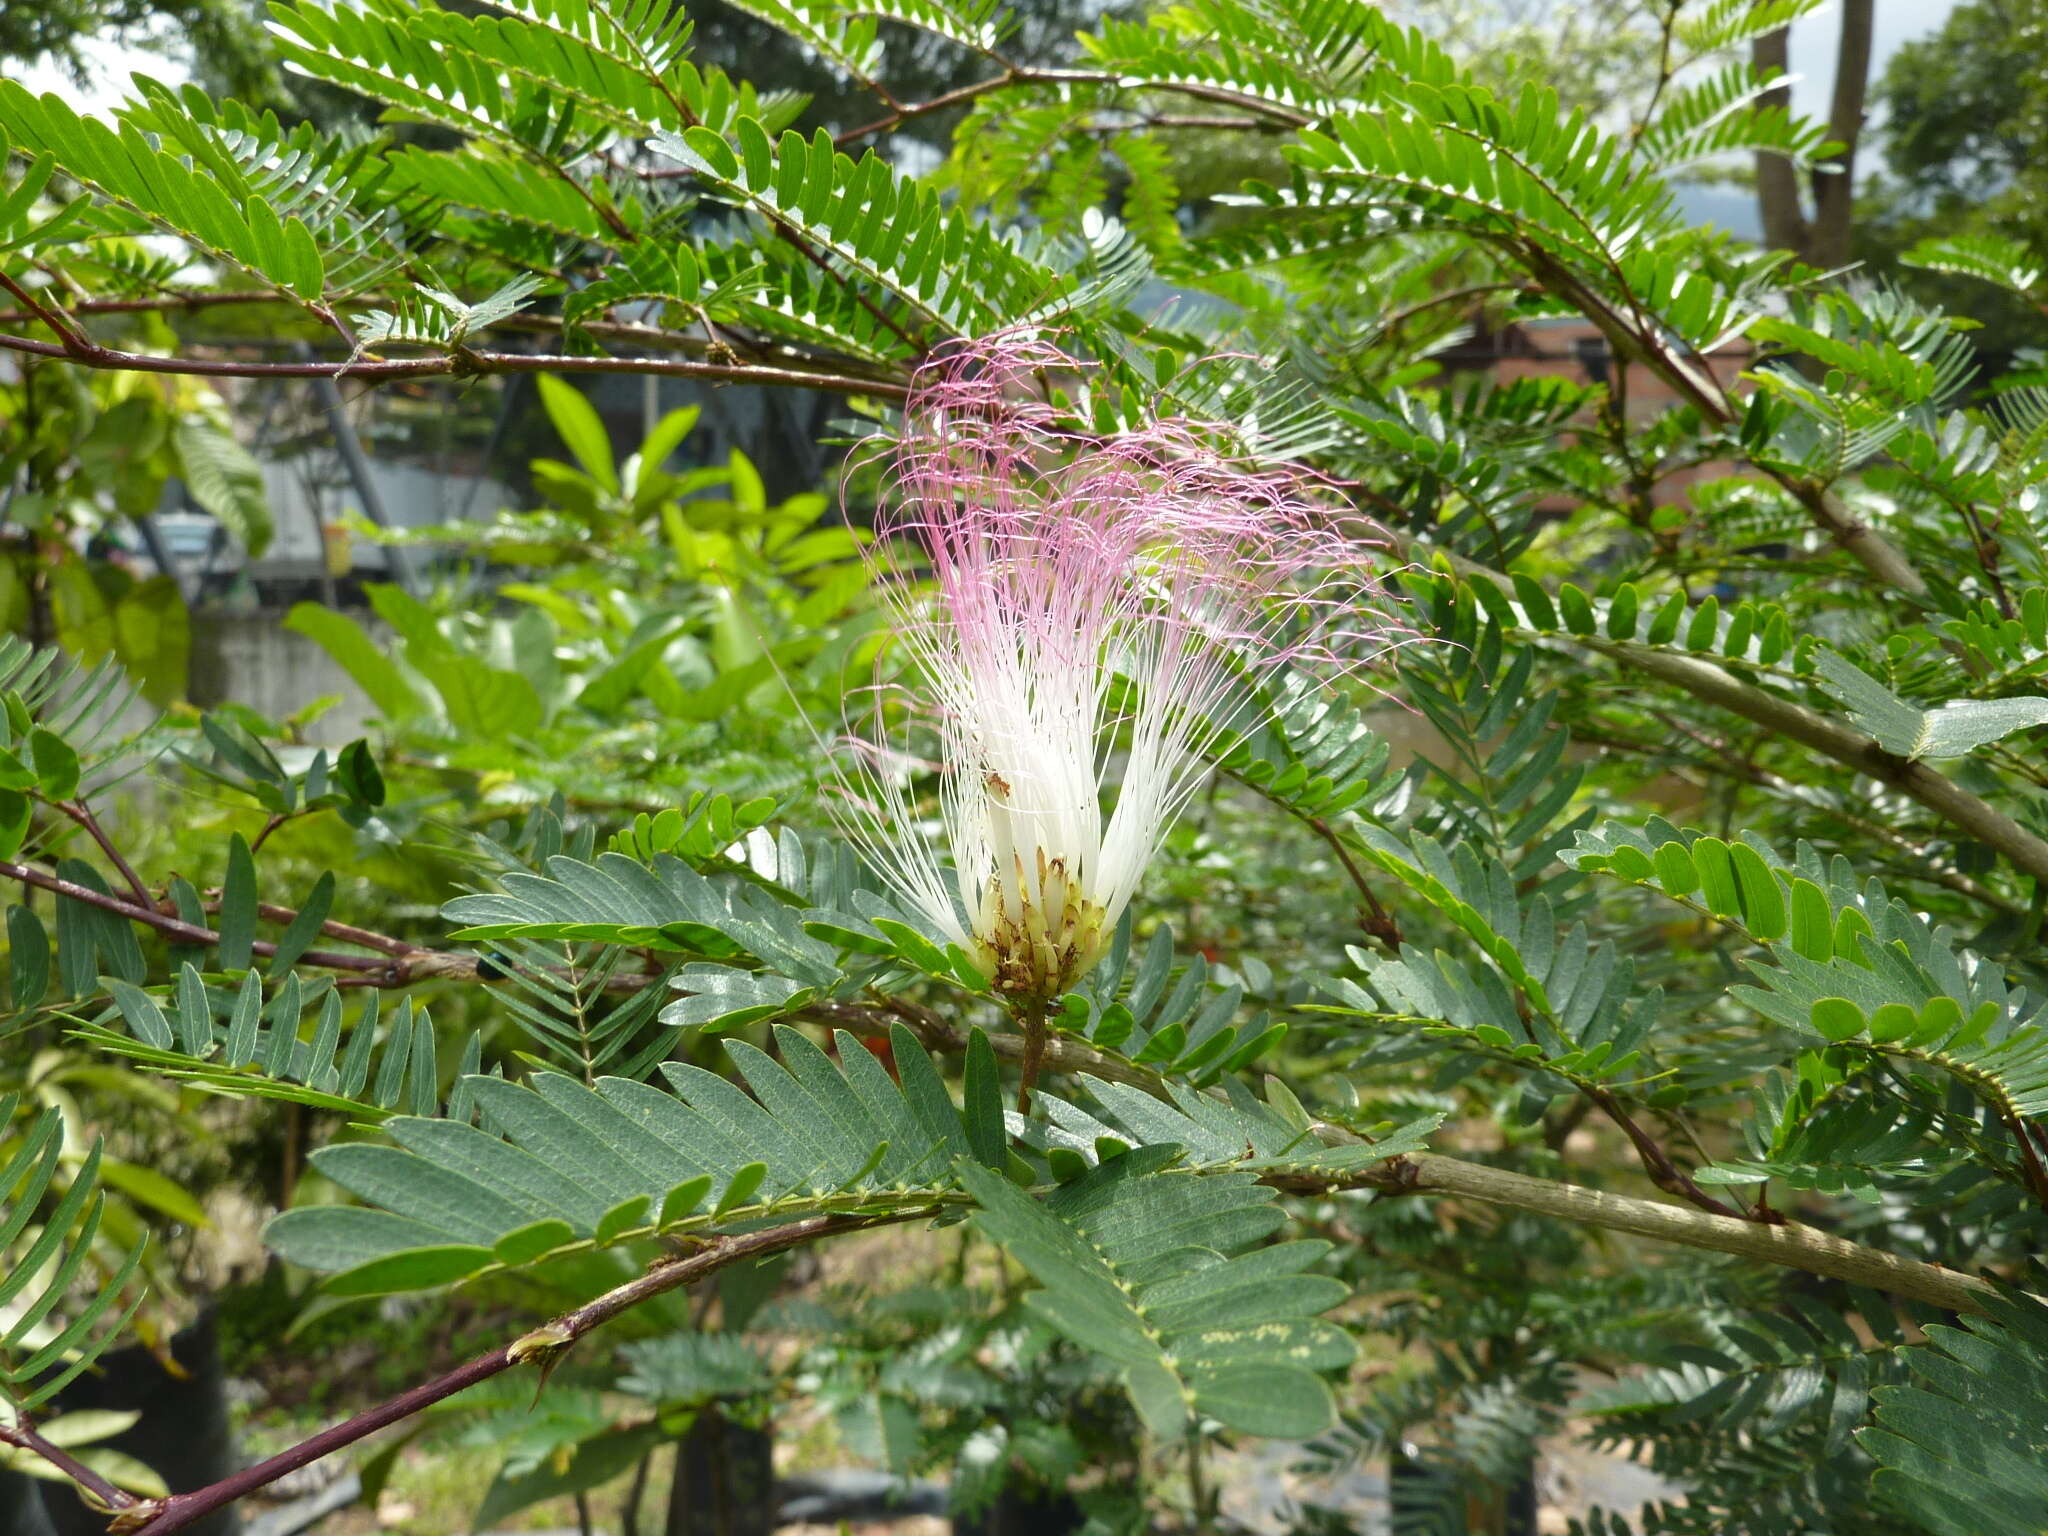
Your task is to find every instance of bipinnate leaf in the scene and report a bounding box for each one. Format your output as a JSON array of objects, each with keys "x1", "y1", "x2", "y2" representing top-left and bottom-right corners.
[
  {"x1": 1862, "y1": 1290, "x2": 2048, "y2": 1536},
  {"x1": 961, "y1": 1151, "x2": 1352, "y2": 1440},
  {"x1": 261, "y1": 1028, "x2": 975, "y2": 1285}
]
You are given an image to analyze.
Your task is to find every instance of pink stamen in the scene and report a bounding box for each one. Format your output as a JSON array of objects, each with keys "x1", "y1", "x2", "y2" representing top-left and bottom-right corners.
[{"x1": 832, "y1": 333, "x2": 1398, "y2": 1000}]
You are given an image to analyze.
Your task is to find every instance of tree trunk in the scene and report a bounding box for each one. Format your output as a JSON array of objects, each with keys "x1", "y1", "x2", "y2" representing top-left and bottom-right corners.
[
  {"x1": 1808, "y1": 0, "x2": 1875, "y2": 271},
  {"x1": 1752, "y1": 0, "x2": 1876, "y2": 270},
  {"x1": 1752, "y1": 18, "x2": 1809, "y2": 255}
]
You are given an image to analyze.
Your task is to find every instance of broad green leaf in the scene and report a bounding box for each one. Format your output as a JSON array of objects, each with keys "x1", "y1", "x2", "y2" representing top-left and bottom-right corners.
[
  {"x1": 284, "y1": 604, "x2": 429, "y2": 724},
  {"x1": 537, "y1": 375, "x2": 618, "y2": 495}
]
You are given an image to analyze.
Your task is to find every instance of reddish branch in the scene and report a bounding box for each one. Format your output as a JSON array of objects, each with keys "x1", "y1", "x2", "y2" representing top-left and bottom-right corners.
[
  {"x1": 203, "y1": 893, "x2": 415, "y2": 958},
  {"x1": 1582, "y1": 1083, "x2": 1767, "y2": 1222},
  {"x1": 3, "y1": 856, "x2": 428, "y2": 984},
  {"x1": 111, "y1": 1211, "x2": 924, "y2": 1536},
  {"x1": 0, "y1": 291, "x2": 281, "y2": 325},
  {"x1": 0, "y1": 293, "x2": 894, "y2": 386},
  {"x1": 45, "y1": 799, "x2": 153, "y2": 908},
  {"x1": 1306, "y1": 815, "x2": 1402, "y2": 949},
  {"x1": 0, "y1": 852, "x2": 666, "y2": 994},
  {"x1": 0, "y1": 1419, "x2": 139, "y2": 1513}
]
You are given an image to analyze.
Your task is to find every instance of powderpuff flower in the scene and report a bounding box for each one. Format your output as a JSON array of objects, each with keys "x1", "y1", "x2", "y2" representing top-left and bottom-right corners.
[{"x1": 838, "y1": 336, "x2": 1389, "y2": 1008}]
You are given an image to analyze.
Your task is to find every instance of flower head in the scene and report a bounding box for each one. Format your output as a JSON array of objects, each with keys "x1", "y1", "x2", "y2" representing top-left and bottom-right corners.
[{"x1": 838, "y1": 336, "x2": 1388, "y2": 1004}]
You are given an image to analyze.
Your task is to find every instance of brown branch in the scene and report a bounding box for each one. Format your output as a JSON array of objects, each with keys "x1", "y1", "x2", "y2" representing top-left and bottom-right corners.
[
  {"x1": 113, "y1": 1210, "x2": 921, "y2": 1536},
  {"x1": 198, "y1": 892, "x2": 414, "y2": 958},
  {"x1": 6, "y1": 857, "x2": 238, "y2": 949},
  {"x1": 0, "y1": 331, "x2": 908, "y2": 399},
  {"x1": 1373, "y1": 281, "x2": 1531, "y2": 338},
  {"x1": 0, "y1": 271, "x2": 93, "y2": 353},
  {"x1": 45, "y1": 799, "x2": 152, "y2": 907},
  {"x1": 1582, "y1": 1083, "x2": 1763, "y2": 1221},
  {"x1": 2003, "y1": 1108, "x2": 2048, "y2": 1213},
  {"x1": 246, "y1": 814, "x2": 289, "y2": 855},
  {"x1": 825, "y1": 63, "x2": 1315, "y2": 156},
  {"x1": 767, "y1": 219, "x2": 925, "y2": 353},
  {"x1": 0, "y1": 1418, "x2": 139, "y2": 1513},
  {"x1": 833, "y1": 69, "x2": 1021, "y2": 148},
  {"x1": 0, "y1": 855, "x2": 459, "y2": 984},
  {"x1": 1307, "y1": 815, "x2": 1402, "y2": 949},
  {"x1": 0, "y1": 294, "x2": 900, "y2": 389},
  {"x1": 1078, "y1": 113, "x2": 1292, "y2": 134}
]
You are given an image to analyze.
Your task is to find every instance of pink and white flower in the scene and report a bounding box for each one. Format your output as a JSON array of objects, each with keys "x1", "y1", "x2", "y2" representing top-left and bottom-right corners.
[{"x1": 838, "y1": 336, "x2": 1388, "y2": 1004}]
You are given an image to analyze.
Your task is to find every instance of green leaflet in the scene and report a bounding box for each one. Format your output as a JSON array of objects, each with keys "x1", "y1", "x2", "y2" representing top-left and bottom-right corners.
[
  {"x1": 961, "y1": 1151, "x2": 1353, "y2": 1439},
  {"x1": 0, "y1": 1097, "x2": 148, "y2": 1411},
  {"x1": 1863, "y1": 1291, "x2": 2048, "y2": 1536},
  {"x1": 261, "y1": 1024, "x2": 987, "y2": 1291},
  {"x1": 1813, "y1": 651, "x2": 2048, "y2": 761}
]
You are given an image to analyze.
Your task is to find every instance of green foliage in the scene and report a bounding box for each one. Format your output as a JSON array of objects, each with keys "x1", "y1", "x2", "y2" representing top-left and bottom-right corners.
[
  {"x1": 260, "y1": 1023, "x2": 1000, "y2": 1291},
  {"x1": 8, "y1": 0, "x2": 2048, "y2": 1530},
  {"x1": 77, "y1": 973, "x2": 456, "y2": 1122},
  {"x1": 0, "y1": 1096, "x2": 147, "y2": 1412},
  {"x1": 963, "y1": 1150, "x2": 1353, "y2": 1439},
  {"x1": 1862, "y1": 1289, "x2": 2048, "y2": 1536}
]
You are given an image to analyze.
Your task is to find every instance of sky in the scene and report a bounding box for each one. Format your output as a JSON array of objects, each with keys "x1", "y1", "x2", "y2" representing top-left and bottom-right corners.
[{"x1": 1786, "y1": 0, "x2": 1960, "y2": 121}]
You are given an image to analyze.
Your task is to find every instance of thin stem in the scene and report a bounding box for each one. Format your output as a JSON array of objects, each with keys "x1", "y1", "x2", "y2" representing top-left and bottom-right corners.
[
  {"x1": 0, "y1": 855, "x2": 398, "y2": 980},
  {"x1": 0, "y1": 290, "x2": 900, "y2": 388},
  {"x1": 2002, "y1": 1109, "x2": 2048, "y2": 1212},
  {"x1": 1583, "y1": 1084, "x2": 1762, "y2": 1222},
  {"x1": 1307, "y1": 814, "x2": 1401, "y2": 949},
  {"x1": 0, "y1": 853, "x2": 662, "y2": 990},
  {"x1": 1186, "y1": 1425, "x2": 1214, "y2": 1535},
  {"x1": 247, "y1": 813, "x2": 289, "y2": 854},
  {"x1": 218, "y1": 895, "x2": 416, "y2": 958},
  {"x1": 1628, "y1": 0, "x2": 1683, "y2": 154},
  {"x1": 46, "y1": 798, "x2": 151, "y2": 906},
  {"x1": 0, "y1": 290, "x2": 285, "y2": 324},
  {"x1": 0, "y1": 271, "x2": 93, "y2": 353},
  {"x1": 0, "y1": 331, "x2": 908, "y2": 398},
  {"x1": 0, "y1": 1417, "x2": 139, "y2": 1512},
  {"x1": 833, "y1": 68, "x2": 1020, "y2": 147},
  {"x1": 1373, "y1": 281, "x2": 1531, "y2": 338}
]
